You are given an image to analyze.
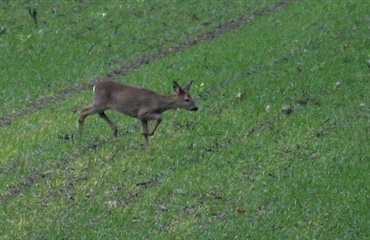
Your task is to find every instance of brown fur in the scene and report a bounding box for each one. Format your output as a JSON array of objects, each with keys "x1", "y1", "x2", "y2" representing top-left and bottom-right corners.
[{"x1": 78, "y1": 80, "x2": 198, "y2": 149}]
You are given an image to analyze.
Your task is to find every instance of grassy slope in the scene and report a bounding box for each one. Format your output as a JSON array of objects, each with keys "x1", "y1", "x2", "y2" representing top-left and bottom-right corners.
[
  {"x1": 0, "y1": 0, "x2": 270, "y2": 116},
  {"x1": 1, "y1": 0, "x2": 369, "y2": 239}
]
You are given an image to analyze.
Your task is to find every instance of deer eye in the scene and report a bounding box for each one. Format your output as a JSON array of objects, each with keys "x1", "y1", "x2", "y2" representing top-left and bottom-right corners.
[{"x1": 184, "y1": 98, "x2": 191, "y2": 102}]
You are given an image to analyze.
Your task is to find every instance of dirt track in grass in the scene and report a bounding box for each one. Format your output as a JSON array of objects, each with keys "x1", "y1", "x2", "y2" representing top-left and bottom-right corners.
[{"x1": 0, "y1": 0, "x2": 295, "y2": 128}]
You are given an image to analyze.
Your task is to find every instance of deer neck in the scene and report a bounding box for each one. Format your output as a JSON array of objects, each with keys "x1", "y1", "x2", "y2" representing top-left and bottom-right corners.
[{"x1": 157, "y1": 94, "x2": 179, "y2": 112}]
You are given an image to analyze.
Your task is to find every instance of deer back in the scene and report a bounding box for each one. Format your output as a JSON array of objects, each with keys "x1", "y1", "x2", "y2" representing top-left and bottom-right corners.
[{"x1": 93, "y1": 80, "x2": 197, "y2": 118}]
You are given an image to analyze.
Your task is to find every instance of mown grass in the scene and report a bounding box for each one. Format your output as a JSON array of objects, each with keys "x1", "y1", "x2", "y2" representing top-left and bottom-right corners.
[{"x1": 1, "y1": 0, "x2": 370, "y2": 239}]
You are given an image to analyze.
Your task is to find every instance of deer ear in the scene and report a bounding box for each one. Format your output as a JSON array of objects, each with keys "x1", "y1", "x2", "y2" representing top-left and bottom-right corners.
[
  {"x1": 183, "y1": 81, "x2": 193, "y2": 92},
  {"x1": 173, "y1": 81, "x2": 182, "y2": 93}
]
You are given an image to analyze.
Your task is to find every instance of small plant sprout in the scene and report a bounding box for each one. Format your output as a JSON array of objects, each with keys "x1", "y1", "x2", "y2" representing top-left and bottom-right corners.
[{"x1": 265, "y1": 104, "x2": 271, "y2": 112}]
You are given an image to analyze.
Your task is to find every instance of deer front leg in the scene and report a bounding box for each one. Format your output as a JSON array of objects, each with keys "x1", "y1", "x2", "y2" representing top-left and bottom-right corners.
[
  {"x1": 140, "y1": 119, "x2": 150, "y2": 149},
  {"x1": 142, "y1": 113, "x2": 162, "y2": 136},
  {"x1": 148, "y1": 118, "x2": 162, "y2": 136},
  {"x1": 139, "y1": 113, "x2": 162, "y2": 149}
]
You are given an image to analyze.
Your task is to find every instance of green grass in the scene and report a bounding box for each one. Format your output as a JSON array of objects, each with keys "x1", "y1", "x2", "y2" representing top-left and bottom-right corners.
[
  {"x1": 0, "y1": 0, "x2": 274, "y2": 116},
  {"x1": 1, "y1": 0, "x2": 370, "y2": 239}
]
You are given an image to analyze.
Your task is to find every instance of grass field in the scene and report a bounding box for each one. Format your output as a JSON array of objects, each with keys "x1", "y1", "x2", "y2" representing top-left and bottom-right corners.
[{"x1": 1, "y1": 0, "x2": 369, "y2": 239}]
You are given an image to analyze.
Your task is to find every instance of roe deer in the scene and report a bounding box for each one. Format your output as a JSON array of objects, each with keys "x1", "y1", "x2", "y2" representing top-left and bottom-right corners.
[{"x1": 78, "y1": 79, "x2": 198, "y2": 149}]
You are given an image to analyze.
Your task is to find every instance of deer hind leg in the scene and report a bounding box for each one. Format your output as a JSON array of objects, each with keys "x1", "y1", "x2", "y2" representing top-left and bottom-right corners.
[
  {"x1": 78, "y1": 106, "x2": 92, "y2": 135},
  {"x1": 78, "y1": 105, "x2": 107, "y2": 135},
  {"x1": 99, "y1": 112, "x2": 118, "y2": 137}
]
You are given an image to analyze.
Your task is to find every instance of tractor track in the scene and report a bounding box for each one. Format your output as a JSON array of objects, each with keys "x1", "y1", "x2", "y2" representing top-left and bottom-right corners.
[{"x1": 0, "y1": 0, "x2": 295, "y2": 128}]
